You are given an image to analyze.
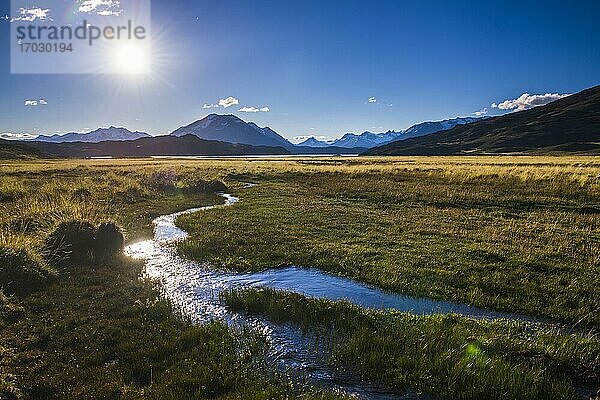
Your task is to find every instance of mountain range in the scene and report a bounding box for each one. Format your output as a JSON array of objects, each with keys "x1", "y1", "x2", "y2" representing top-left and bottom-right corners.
[
  {"x1": 22, "y1": 114, "x2": 481, "y2": 151},
  {"x1": 2, "y1": 84, "x2": 598, "y2": 158},
  {"x1": 34, "y1": 127, "x2": 150, "y2": 143},
  {"x1": 298, "y1": 117, "x2": 483, "y2": 148},
  {"x1": 365, "y1": 85, "x2": 600, "y2": 155},
  {"x1": 18, "y1": 135, "x2": 291, "y2": 158}
]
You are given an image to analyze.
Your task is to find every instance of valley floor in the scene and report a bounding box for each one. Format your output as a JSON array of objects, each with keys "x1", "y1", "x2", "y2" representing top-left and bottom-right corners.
[{"x1": 0, "y1": 156, "x2": 598, "y2": 399}]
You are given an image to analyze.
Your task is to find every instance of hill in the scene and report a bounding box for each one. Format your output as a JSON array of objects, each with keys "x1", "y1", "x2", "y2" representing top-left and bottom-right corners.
[
  {"x1": 16, "y1": 135, "x2": 291, "y2": 158},
  {"x1": 0, "y1": 139, "x2": 43, "y2": 159},
  {"x1": 290, "y1": 145, "x2": 366, "y2": 155},
  {"x1": 365, "y1": 85, "x2": 600, "y2": 155}
]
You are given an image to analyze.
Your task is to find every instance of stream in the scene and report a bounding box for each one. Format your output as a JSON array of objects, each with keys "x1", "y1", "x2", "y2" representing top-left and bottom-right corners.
[{"x1": 124, "y1": 189, "x2": 546, "y2": 399}]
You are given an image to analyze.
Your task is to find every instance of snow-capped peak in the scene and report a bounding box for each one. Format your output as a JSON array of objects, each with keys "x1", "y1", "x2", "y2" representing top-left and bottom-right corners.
[
  {"x1": 33, "y1": 126, "x2": 151, "y2": 143},
  {"x1": 299, "y1": 117, "x2": 485, "y2": 148}
]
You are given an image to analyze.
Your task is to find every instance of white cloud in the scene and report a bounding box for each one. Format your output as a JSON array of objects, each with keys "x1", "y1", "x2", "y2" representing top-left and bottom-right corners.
[
  {"x1": 239, "y1": 106, "x2": 269, "y2": 113},
  {"x1": 492, "y1": 92, "x2": 570, "y2": 112},
  {"x1": 218, "y1": 96, "x2": 239, "y2": 108},
  {"x1": 368, "y1": 97, "x2": 377, "y2": 103},
  {"x1": 0, "y1": 132, "x2": 37, "y2": 140},
  {"x1": 24, "y1": 99, "x2": 48, "y2": 106},
  {"x1": 205, "y1": 97, "x2": 268, "y2": 112},
  {"x1": 474, "y1": 108, "x2": 488, "y2": 117},
  {"x1": 239, "y1": 107, "x2": 259, "y2": 112},
  {"x1": 11, "y1": 7, "x2": 51, "y2": 22},
  {"x1": 78, "y1": 0, "x2": 123, "y2": 16},
  {"x1": 97, "y1": 9, "x2": 122, "y2": 16}
]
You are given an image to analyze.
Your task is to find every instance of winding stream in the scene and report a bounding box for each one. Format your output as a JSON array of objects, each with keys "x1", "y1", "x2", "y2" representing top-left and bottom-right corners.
[{"x1": 124, "y1": 189, "x2": 541, "y2": 399}]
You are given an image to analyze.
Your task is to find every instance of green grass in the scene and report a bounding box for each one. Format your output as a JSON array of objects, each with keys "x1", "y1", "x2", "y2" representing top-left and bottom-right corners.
[
  {"x1": 1, "y1": 258, "x2": 349, "y2": 400},
  {"x1": 0, "y1": 246, "x2": 56, "y2": 296},
  {"x1": 222, "y1": 287, "x2": 600, "y2": 400},
  {"x1": 0, "y1": 160, "x2": 349, "y2": 399},
  {"x1": 176, "y1": 162, "x2": 600, "y2": 328}
]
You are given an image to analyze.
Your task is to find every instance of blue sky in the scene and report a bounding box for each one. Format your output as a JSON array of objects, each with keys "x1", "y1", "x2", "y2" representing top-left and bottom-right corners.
[{"x1": 1, "y1": 0, "x2": 599, "y2": 141}]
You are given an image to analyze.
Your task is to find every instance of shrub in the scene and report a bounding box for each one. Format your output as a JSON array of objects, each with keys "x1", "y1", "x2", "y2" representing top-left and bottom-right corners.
[
  {"x1": 0, "y1": 290, "x2": 24, "y2": 322},
  {"x1": 94, "y1": 222, "x2": 124, "y2": 262},
  {"x1": 43, "y1": 221, "x2": 125, "y2": 268},
  {"x1": 0, "y1": 369, "x2": 20, "y2": 400},
  {"x1": 72, "y1": 188, "x2": 92, "y2": 202},
  {"x1": 43, "y1": 221, "x2": 97, "y2": 268},
  {"x1": 145, "y1": 170, "x2": 178, "y2": 192},
  {"x1": 206, "y1": 179, "x2": 228, "y2": 193},
  {"x1": 0, "y1": 247, "x2": 55, "y2": 296},
  {"x1": 2, "y1": 217, "x2": 49, "y2": 234},
  {"x1": 112, "y1": 186, "x2": 146, "y2": 204},
  {"x1": 0, "y1": 182, "x2": 26, "y2": 203},
  {"x1": 183, "y1": 178, "x2": 228, "y2": 194}
]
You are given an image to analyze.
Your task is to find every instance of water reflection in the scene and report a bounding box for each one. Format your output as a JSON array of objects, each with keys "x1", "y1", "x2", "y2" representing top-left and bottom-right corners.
[{"x1": 124, "y1": 190, "x2": 534, "y2": 399}]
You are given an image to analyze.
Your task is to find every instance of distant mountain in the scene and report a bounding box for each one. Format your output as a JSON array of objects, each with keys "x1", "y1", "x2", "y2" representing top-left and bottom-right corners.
[
  {"x1": 34, "y1": 126, "x2": 151, "y2": 143},
  {"x1": 297, "y1": 137, "x2": 332, "y2": 147},
  {"x1": 402, "y1": 117, "x2": 482, "y2": 139},
  {"x1": 299, "y1": 117, "x2": 483, "y2": 148},
  {"x1": 365, "y1": 85, "x2": 600, "y2": 155},
  {"x1": 17, "y1": 135, "x2": 290, "y2": 158},
  {"x1": 328, "y1": 131, "x2": 403, "y2": 148},
  {"x1": 171, "y1": 114, "x2": 292, "y2": 148}
]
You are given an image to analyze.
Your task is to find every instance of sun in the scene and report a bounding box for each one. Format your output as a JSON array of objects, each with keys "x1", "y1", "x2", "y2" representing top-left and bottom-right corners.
[{"x1": 112, "y1": 42, "x2": 151, "y2": 75}]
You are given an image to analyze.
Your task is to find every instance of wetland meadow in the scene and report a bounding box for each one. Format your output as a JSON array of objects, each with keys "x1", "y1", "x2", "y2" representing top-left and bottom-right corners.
[{"x1": 0, "y1": 156, "x2": 598, "y2": 399}]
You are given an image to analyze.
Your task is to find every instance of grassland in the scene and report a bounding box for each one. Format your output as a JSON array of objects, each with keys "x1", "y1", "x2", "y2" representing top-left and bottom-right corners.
[
  {"x1": 177, "y1": 156, "x2": 600, "y2": 328},
  {"x1": 223, "y1": 287, "x2": 599, "y2": 400},
  {"x1": 0, "y1": 157, "x2": 598, "y2": 399},
  {"x1": 0, "y1": 159, "x2": 347, "y2": 399}
]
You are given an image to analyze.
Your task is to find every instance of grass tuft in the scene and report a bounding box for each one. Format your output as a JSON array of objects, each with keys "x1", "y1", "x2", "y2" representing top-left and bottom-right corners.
[{"x1": 0, "y1": 246, "x2": 56, "y2": 296}]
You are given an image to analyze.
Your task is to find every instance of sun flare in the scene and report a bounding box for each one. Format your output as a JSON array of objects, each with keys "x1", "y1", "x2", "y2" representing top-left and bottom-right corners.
[{"x1": 111, "y1": 43, "x2": 151, "y2": 75}]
